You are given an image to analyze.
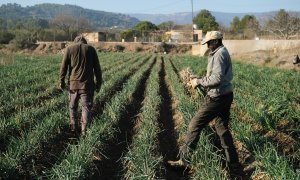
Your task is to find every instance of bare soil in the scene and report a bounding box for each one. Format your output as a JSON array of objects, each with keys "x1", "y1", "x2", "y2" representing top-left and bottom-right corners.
[
  {"x1": 157, "y1": 57, "x2": 191, "y2": 179},
  {"x1": 231, "y1": 46, "x2": 300, "y2": 71},
  {"x1": 1, "y1": 42, "x2": 299, "y2": 71},
  {"x1": 0, "y1": 42, "x2": 191, "y2": 55},
  {"x1": 90, "y1": 58, "x2": 156, "y2": 179}
]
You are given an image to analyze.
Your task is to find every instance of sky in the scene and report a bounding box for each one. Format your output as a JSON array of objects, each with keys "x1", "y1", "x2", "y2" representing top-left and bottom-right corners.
[{"x1": 1, "y1": 0, "x2": 300, "y2": 14}]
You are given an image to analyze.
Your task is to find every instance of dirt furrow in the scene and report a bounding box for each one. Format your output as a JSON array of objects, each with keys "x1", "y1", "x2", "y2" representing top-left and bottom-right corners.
[
  {"x1": 90, "y1": 58, "x2": 156, "y2": 179},
  {"x1": 157, "y1": 57, "x2": 190, "y2": 179},
  {"x1": 91, "y1": 57, "x2": 149, "y2": 117},
  {"x1": 13, "y1": 58, "x2": 151, "y2": 178},
  {"x1": 234, "y1": 108, "x2": 300, "y2": 170},
  {"x1": 16, "y1": 126, "x2": 79, "y2": 178}
]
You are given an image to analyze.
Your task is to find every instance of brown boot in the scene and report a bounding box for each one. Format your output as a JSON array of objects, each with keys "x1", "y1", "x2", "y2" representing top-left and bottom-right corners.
[
  {"x1": 228, "y1": 163, "x2": 246, "y2": 179},
  {"x1": 70, "y1": 124, "x2": 76, "y2": 132}
]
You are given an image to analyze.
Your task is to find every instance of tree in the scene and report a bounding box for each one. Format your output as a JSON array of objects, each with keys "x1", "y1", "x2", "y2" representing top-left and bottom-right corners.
[
  {"x1": 50, "y1": 15, "x2": 91, "y2": 40},
  {"x1": 158, "y1": 21, "x2": 175, "y2": 31},
  {"x1": 193, "y1": 10, "x2": 219, "y2": 33},
  {"x1": 76, "y1": 17, "x2": 92, "y2": 33},
  {"x1": 135, "y1": 21, "x2": 157, "y2": 34},
  {"x1": 229, "y1": 16, "x2": 242, "y2": 33},
  {"x1": 9, "y1": 30, "x2": 36, "y2": 49},
  {"x1": 120, "y1": 29, "x2": 135, "y2": 42},
  {"x1": 0, "y1": 18, "x2": 7, "y2": 30},
  {"x1": 229, "y1": 15, "x2": 260, "y2": 39},
  {"x1": 25, "y1": 19, "x2": 49, "y2": 30},
  {"x1": 240, "y1": 15, "x2": 259, "y2": 31},
  {"x1": 50, "y1": 15, "x2": 75, "y2": 40},
  {"x1": 134, "y1": 21, "x2": 158, "y2": 41},
  {"x1": 0, "y1": 30, "x2": 15, "y2": 44},
  {"x1": 241, "y1": 15, "x2": 260, "y2": 38},
  {"x1": 265, "y1": 9, "x2": 300, "y2": 39}
]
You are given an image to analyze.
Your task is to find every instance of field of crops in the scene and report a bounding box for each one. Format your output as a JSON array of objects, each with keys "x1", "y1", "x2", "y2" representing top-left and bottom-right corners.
[{"x1": 0, "y1": 52, "x2": 299, "y2": 179}]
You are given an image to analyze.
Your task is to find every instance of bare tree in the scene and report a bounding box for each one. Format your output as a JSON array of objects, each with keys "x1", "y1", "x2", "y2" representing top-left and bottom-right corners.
[
  {"x1": 50, "y1": 14, "x2": 91, "y2": 41},
  {"x1": 77, "y1": 17, "x2": 92, "y2": 33},
  {"x1": 265, "y1": 9, "x2": 300, "y2": 39}
]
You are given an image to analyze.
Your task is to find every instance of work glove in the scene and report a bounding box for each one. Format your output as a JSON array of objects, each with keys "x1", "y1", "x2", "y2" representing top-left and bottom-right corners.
[
  {"x1": 59, "y1": 81, "x2": 66, "y2": 90},
  {"x1": 95, "y1": 84, "x2": 101, "y2": 93},
  {"x1": 190, "y1": 75, "x2": 199, "y2": 79}
]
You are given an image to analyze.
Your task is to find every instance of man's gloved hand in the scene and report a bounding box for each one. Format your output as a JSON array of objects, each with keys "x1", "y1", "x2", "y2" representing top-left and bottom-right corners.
[
  {"x1": 189, "y1": 78, "x2": 200, "y2": 89},
  {"x1": 95, "y1": 84, "x2": 101, "y2": 93},
  {"x1": 190, "y1": 75, "x2": 199, "y2": 79},
  {"x1": 59, "y1": 81, "x2": 66, "y2": 90}
]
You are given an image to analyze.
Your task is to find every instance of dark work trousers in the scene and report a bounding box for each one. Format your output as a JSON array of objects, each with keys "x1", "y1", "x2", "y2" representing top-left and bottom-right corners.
[
  {"x1": 69, "y1": 90, "x2": 94, "y2": 129},
  {"x1": 179, "y1": 92, "x2": 239, "y2": 164}
]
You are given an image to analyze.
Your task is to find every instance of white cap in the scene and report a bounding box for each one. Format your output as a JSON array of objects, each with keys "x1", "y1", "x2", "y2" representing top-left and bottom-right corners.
[{"x1": 202, "y1": 31, "x2": 223, "y2": 45}]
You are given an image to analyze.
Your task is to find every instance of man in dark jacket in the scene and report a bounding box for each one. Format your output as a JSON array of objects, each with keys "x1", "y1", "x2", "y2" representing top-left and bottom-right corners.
[
  {"x1": 167, "y1": 31, "x2": 242, "y2": 177},
  {"x1": 60, "y1": 35, "x2": 102, "y2": 136}
]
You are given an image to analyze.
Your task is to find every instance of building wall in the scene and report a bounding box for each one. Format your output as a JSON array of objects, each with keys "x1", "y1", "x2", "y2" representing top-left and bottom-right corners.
[
  {"x1": 82, "y1": 32, "x2": 99, "y2": 43},
  {"x1": 166, "y1": 29, "x2": 203, "y2": 43},
  {"x1": 169, "y1": 31, "x2": 191, "y2": 42},
  {"x1": 193, "y1": 30, "x2": 203, "y2": 42}
]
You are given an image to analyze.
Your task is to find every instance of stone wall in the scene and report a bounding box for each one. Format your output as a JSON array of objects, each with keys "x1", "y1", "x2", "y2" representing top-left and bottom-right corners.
[{"x1": 192, "y1": 40, "x2": 300, "y2": 56}]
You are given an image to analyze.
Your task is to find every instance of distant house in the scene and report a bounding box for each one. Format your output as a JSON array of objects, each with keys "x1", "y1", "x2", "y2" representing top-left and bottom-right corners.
[
  {"x1": 82, "y1": 32, "x2": 106, "y2": 42},
  {"x1": 165, "y1": 24, "x2": 202, "y2": 43}
]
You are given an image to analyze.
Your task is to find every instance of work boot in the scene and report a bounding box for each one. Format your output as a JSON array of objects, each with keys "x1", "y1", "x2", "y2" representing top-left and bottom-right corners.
[
  {"x1": 166, "y1": 159, "x2": 190, "y2": 171},
  {"x1": 70, "y1": 124, "x2": 76, "y2": 132},
  {"x1": 228, "y1": 163, "x2": 246, "y2": 179}
]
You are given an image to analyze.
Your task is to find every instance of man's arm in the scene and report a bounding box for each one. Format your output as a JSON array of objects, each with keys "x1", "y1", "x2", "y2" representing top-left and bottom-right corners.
[
  {"x1": 198, "y1": 53, "x2": 227, "y2": 88},
  {"x1": 93, "y1": 48, "x2": 102, "y2": 90},
  {"x1": 59, "y1": 48, "x2": 70, "y2": 89}
]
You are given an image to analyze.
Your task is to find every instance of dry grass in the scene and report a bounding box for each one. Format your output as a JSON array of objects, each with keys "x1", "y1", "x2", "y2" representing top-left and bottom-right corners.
[
  {"x1": 232, "y1": 46, "x2": 300, "y2": 71},
  {"x1": 0, "y1": 52, "x2": 15, "y2": 65}
]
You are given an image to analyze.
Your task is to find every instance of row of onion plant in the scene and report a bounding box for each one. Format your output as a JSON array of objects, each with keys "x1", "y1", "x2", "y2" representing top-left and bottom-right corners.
[
  {"x1": 0, "y1": 53, "x2": 145, "y2": 178},
  {"x1": 165, "y1": 55, "x2": 227, "y2": 179},
  {"x1": 122, "y1": 56, "x2": 163, "y2": 179},
  {"x1": 179, "y1": 55, "x2": 299, "y2": 179},
  {"x1": 45, "y1": 56, "x2": 156, "y2": 179}
]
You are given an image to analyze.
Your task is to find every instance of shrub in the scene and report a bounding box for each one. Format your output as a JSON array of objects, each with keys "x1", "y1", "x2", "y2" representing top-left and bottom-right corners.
[
  {"x1": 156, "y1": 42, "x2": 166, "y2": 53},
  {"x1": 134, "y1": 46, "x2": 143, "y2": 52},
  {"x1": 114, "y1": 44, "x2": 125, "y2": 52},
  {"x1": 9, "y1": 30, "x2": 36, "y2": 49},
  {"x1": 0, "y1": 31, "x2": 15, "y2": 44}
]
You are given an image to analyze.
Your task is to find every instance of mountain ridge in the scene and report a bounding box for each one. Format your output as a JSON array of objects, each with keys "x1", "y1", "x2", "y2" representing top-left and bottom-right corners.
[
  {"x1": 1, "y1": 3, "x2": 299, "y2": 28},
  {"x1": 129, "y1": 10, "x2": 300, "y2": 26},
  {"x1": 0, "y1": 3, "x2": 140, "y2": 28}
]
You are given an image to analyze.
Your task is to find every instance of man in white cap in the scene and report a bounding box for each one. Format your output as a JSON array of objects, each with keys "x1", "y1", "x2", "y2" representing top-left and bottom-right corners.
[{"x1": 167, "y1": 31, "x2": 242, "y2": 177}]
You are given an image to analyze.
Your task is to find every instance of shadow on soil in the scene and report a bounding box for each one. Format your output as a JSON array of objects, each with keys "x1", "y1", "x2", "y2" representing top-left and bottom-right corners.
[
  {"x1": 90, "y1": 58, "x2": 156, "y2": 179},
  {"x1": 157, "y1": 57, "x2": 191, "y2": 179}
]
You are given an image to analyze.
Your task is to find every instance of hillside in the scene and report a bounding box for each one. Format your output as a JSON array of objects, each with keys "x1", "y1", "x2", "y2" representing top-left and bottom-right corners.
[
  {"x1": 0, "y1": 3, "x2": 140, "y2": 28},
  {"x1": 130, "y1": 10, "x2": 300, "y2": 26}
]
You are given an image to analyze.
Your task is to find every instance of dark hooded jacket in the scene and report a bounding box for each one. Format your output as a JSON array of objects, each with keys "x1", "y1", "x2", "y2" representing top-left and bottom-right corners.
[{"x1": 60, "y1": 35, "x2": 102, "y2": 90}]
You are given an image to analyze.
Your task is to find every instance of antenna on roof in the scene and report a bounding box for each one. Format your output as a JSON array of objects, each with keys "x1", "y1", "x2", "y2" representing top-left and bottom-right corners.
[{"x1": 190, "y1": 0, "x2": 195, "y2": 41}]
